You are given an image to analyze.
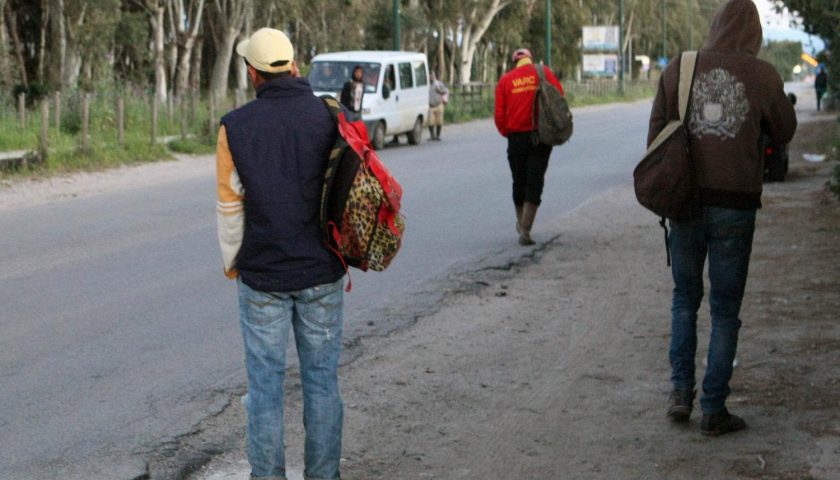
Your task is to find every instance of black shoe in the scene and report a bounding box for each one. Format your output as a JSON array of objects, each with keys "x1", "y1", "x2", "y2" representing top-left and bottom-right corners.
[
  {"x1": 701, "y1": 408, "x2": 746, "y2": 436},
  {"x1": 667, "y1": 389, "x2": 695, "y2": 422}
]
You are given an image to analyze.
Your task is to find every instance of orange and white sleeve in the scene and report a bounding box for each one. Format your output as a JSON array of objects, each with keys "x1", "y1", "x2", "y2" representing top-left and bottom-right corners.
[{"x1": 216, "y1": 125, "x2": 244, "y2": 279}]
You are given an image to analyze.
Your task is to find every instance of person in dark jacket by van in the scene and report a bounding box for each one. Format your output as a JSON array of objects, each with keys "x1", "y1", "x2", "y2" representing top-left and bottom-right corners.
[
  {"x1": 216, "y1": 28, "x2": 346, "y2": 479},
  {"x1": 340, "y1": 65, "x2": 365, "y2": 120},
  {"x1": 648, "y1": 0, "x2": 796, "y2": 436}
]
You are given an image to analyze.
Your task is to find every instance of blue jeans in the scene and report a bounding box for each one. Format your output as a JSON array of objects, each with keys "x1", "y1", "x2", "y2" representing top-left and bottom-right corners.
[
  {"x1": 669, "y1": 207, "x2": 755, "y2": 414},
  {"x1": 238, "y1": 278, "x2": 344, "y2": 480}
]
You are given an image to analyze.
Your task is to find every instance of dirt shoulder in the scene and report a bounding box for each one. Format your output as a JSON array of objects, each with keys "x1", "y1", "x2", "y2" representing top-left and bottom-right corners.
[{"x1": 187, "y1": 118, "x2": 840, "y2": 480}]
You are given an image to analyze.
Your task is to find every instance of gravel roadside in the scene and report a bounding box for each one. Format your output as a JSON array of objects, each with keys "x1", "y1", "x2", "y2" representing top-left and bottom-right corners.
[{"x1": 187, "y1": 118, "x2": 840, "y2": 480}]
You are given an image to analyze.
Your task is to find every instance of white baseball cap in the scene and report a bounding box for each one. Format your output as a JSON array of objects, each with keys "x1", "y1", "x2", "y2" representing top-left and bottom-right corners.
[{"x1": 236, "y1": 28, "x2": 294, "y2": 73}]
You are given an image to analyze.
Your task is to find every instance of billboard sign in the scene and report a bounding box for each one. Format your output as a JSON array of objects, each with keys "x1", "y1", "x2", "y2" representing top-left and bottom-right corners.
[
  {"x1": 582, "y1": 54, "x2": 619, "y2": 77},
  {"x1": 582, "y1": 26, "x2": 620, "y2": 51}
]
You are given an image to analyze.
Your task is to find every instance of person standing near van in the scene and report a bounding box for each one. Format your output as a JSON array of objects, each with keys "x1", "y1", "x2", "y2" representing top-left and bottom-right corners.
[
  {"x1": 340, "y1": 65, "x2": 365, "y2": 120},
  {"x1": 494, "y1": 48, "x2": 564, "y2": 245},
  {"x1": 428, "y1": 72, "x2": 449, "y2": 140},
  {"x1": 815, "y1": 65, "x2": 828, "y2": 111},
  {"x1": 216, "y1": 27, "x2": 346, "y2": 479},
  {"x1": 649, "y1": 0, "x2": 796, "y2": 435}
]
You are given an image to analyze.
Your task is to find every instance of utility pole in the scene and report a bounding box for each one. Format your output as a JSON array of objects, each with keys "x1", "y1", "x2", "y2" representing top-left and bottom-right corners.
[
  {"x1": 688, "y1": 0, "x2": 693, "y2": 50},
  {"x1": 393, "y1": 0, "x2": 401, "y2": 51},
  {"x1": 662, "y1": 0, "x2": 667, "y2": 59},
  {"x1": 545, "y1": 0, "x2": 552, "y2": 67},
  {"x1": 619, "y1": 0, "x2": 625, "y2": 94}
]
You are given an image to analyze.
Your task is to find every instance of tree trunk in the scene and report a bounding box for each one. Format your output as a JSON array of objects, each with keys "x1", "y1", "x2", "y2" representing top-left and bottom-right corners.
[
  {"x1": 5, "y1": 3, "x2": 28, "y2": 88},
  {"x1": 151, "y1": 4, "x2": 167, "y2": 104},
  {"x1": 210, "y1": 27, "x2": 238, "y2": 105},
  {"x1": 49, "y1": 0, "x2": 66, "y2": 90},
  {"x1": 458, "y1": 0, "x2": 509, "y2": 85},
  {"x1": 236, "y1": 7, "x2": 252, "y2": 93},
  {"x1": 62, "y1": 0, "x2": 86, "y2": 90},
  {"x1": 173, "y1": 0, "x2": 206, "y2": 100},
  {"x1": 0, "y1": 0, "x2": 12, "y2": 90},
  {"x1": 37, "y1": 0, "x2": 49, "y2": 84},
  {"x1": 437, "y1": 23, "x2": 445, "y2": 80},
  {"x1": 207, "y1": 0, "x2": 250, "y2": 107}
]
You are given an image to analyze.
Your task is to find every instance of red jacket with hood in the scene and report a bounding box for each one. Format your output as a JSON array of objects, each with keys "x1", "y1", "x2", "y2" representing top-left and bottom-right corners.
[
  {"x1": 648, "y1": 0, "x2": 797, "y2": 210},
  {"x1": 495, "y1": 58, "x2": 564, "y2": 137}
]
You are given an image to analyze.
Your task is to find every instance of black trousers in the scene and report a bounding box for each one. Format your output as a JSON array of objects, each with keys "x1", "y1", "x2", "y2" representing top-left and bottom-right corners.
[{"x1": 507, "y1": 132, "x2": 552, "y2": 206}]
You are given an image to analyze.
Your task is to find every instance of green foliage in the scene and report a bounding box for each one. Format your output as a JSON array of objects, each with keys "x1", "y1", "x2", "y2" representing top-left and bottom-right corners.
[
  {"x1": 778, "y1": 0, "x2": 837, "y2": 91},
  {"x1": 759, "y1": 41, "x2": 803, "y2": 81},
  {"x1": 12, "y1": 83, "x2": 49, "y2": 106},
  {"x1": 168, "y1": 136, "x2": 216, "y2": 155}
]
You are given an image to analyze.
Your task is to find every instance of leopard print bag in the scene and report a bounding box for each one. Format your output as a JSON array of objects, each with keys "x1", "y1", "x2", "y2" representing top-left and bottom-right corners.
[{"x1": 320, "y1": 97, "x2": 405, "y2": 277}]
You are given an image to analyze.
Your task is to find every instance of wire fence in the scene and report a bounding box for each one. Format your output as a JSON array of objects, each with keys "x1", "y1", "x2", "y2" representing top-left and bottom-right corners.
[{"x1": 0, "y1": 79, "x2": 655, "y2": 171}]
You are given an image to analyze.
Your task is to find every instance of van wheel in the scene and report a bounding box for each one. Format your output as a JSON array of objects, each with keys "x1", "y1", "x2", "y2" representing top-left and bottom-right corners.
[
  {"x1": 372, "y1": 121, "x2": 386, "y2": 150},
  {"x1": 407, "y1": 117, "x2": 423, "y2": 145}
]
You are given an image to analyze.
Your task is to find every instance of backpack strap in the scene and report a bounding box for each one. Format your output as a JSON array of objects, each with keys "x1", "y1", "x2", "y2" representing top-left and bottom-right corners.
[
  {"x1": 531, "y1": 63, "x2": 546, "y2": 144},
  {"x1": 678, "y1": 51, "x2": 698, "y2": 123},
  {"x1": 660, "y1": 52, "x2": 698, "y2": 267},
  {"x1": 319, "y1": 95, "x2": 353, "y2": 291},
  {"x1": 319, "y1": 95, "x2": 346, "y2": 229}
]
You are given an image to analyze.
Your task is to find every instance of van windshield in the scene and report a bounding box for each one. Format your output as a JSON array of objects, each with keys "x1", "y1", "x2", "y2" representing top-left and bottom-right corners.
[{"x1": 308, "y1": 62, "x2": 381, "y2": 93}]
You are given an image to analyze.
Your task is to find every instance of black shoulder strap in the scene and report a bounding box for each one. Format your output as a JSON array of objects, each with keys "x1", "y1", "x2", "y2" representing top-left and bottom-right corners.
[
  {"x1": 531, "y1": 63, "x2": 544, "y2": 139},
  {"x1": 321, "y1": 94, "x2": 342, "y2": 123},
  {"x1": 319, "y1": 95, "x2": 346, "y2": 229}
]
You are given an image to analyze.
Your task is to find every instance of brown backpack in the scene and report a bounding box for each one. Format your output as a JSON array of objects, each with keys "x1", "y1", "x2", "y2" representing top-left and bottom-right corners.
[{"x1": 634, "y1": 51, "x2": 700, "y2": 222}]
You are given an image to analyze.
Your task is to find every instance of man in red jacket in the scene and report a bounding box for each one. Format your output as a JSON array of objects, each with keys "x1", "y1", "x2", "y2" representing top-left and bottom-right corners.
[{"x1": 495, "y1": 48, "x2": 564, "y2": 245}]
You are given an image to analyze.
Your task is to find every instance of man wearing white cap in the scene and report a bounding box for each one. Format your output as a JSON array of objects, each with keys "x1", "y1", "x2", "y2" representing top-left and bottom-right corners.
[{"x1": 215, "y1": 27, "x2": 346, "y2": 480}]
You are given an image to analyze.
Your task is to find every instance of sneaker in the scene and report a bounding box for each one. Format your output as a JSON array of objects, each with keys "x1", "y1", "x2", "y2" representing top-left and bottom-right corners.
[
  {"x1": 667, "y1": 389, "x2": 695, "y2": 422},
  {"x1": 701, "y1": 408, "x2": 746, "y2": 436}
]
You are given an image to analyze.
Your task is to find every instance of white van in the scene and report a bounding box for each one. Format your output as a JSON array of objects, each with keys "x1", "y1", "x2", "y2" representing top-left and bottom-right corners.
[{"x1": 308, "y1": 51, "x2": 430, "y2": 150}]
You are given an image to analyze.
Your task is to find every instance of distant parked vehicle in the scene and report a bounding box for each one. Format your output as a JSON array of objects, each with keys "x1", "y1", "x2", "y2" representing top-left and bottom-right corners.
[
  {"x1": 308, "y1": 51, "x2": 430, "y2": 150},
  {"x1": 763, "y1": 93, "x2": 797, "y2": 183}
]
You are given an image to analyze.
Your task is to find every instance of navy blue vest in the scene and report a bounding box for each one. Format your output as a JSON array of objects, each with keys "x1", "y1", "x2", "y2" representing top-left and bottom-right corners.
[{"x1": 221, "y1": 77, "x2": 344, "y2": 292}]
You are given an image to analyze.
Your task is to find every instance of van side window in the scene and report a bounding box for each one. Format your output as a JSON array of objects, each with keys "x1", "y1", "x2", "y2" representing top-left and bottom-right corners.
[
  {"x1": 384, "y1": 64, "x2": 396, "y2": 91},
  {"x1": 398, "y1": 62, "x2": 413, "y2": 89},
  {"x1": 413, "y1": 61, "x2": 427, "y2": 87}
]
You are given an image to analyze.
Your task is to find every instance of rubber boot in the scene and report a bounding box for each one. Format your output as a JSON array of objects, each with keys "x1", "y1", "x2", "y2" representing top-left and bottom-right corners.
[
  {"x1": 429, "y1": 127, "x2": 436, "y2": 140},
  {"x1": 435, "y1": 125, "x2": 442, "y2": 140},
  {"x1": 515, "y1": 204, "x2": 524, "y2": 235},
  {"x1": 518, "y1": 202, "x2": 538, "y2": 246}
]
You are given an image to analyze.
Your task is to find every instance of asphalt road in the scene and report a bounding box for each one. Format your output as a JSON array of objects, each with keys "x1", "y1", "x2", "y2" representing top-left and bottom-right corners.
[{"x1": 0, "y1": 98, "x2": 651, "y2": 479}]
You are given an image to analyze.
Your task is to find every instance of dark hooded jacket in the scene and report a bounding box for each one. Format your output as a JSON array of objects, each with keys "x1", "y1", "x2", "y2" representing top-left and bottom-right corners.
[{"x1": 648, "y1": 0, "x2": 797, "y2": 210}]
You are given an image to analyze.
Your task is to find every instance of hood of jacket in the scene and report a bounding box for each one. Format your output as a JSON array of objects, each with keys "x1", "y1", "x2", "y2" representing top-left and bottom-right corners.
[{"x1": 702, "y1": 0, "x2": 762, "y2": 56}]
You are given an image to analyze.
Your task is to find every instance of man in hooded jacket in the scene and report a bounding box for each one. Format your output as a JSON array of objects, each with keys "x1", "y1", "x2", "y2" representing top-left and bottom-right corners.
[{"x1": 648, "y1": 0, "x2": 797, "y2": 436}]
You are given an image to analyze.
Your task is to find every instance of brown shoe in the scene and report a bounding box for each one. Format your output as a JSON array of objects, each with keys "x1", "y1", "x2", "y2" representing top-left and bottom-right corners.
[
  {"x1": 701, "y1": 408, "x2": 746, "y2": 436},
  {"x1": 667, "y1": 389, "x2": 695, "y2": 422}
]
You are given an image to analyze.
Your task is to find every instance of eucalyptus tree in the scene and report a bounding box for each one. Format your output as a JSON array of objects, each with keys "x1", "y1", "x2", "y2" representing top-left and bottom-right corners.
[
  {"x1": 206, "y1": 0, "x2": 250, "y2": 104},
  {"x1": 167, "y1": 0, "x2": 205, "y2": 100}
]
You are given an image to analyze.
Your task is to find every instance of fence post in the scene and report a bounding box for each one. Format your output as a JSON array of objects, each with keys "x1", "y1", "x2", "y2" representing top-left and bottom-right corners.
[
  {"x1": 180, "y1": 96, "x2": 188, "y2": 140},
  {"x1": 190, "y1": 86, "x2": 198, "y2": 124},
  {"x1": 81, "y1": 93, "x2": 90, "y2": 150},
  {"x1": 18, "y1": 93, "x2": 25, "y2": 129},
  {"x1": 40, "y1": 99, "x2": 49, "y2": 163},
  {"x1": 54, "y1": 91, "x2": 61, "y2": 131},
  {"x1": 208, "y1": 94, "x2": 216, "y2": 135},
  {"x1": 151, "y1": 95, "x2": 158, "y2": 145},
  {"x1": 117, "y1": 95, "x2": 125, "y2": 146}
]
